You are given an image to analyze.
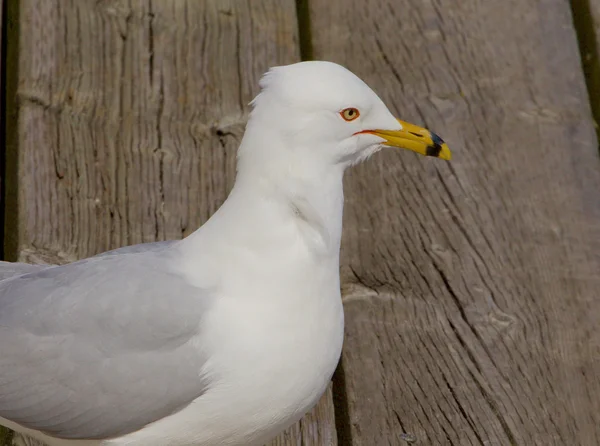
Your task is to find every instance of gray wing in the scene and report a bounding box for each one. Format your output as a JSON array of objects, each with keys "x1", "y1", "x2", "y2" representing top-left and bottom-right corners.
[
  {"x1": 0, "y1": 241, "x2": 177, "y2": 282},
  {"x1": 0, "y1": 262, "x2": 49, "y2": 281},
  {"x1": 94, "y1": 240, "x2": 177, "y2": 257},
  {"x1": 0, "y1": 246, "x2": 212, "y2": 440}
]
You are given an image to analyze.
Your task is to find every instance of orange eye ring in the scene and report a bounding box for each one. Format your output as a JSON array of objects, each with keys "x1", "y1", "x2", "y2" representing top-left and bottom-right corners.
[{"x1": 340, "y1": 107, "x2": 360, "y2": 122}]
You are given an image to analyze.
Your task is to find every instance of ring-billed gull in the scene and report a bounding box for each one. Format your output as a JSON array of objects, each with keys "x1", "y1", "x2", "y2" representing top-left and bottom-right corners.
[{"x1": 0, "y1": 61, "x2": 450, "y2": 446}]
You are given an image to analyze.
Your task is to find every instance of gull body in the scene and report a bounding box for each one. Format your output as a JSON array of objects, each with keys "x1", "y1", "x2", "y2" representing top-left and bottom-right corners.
[{"x1": 0, "y1": 61, "x2": 450, "y2": 445}]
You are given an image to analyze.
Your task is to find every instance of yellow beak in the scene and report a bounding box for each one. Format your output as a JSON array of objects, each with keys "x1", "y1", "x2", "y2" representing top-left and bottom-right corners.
[{"x1": 367, "y1": 119, "x2": 452, "y2": 160}]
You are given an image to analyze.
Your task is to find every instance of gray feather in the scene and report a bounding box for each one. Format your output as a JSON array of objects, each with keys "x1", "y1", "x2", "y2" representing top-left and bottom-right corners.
[
  {"x1": 0, "y1": 242, "x2": 211, "y2": 440},
  {"x1": 0, "y1": 262, "x2": 49, "y2": 281},
  {"x1": 94, "y1": 240, "x2": 177, "y2": 257},
  {"x1": 0, "y1": 241, "x2": 176, "y2": 282}
]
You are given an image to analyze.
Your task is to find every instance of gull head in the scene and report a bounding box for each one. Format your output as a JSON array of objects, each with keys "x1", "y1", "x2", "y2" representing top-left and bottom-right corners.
[{"x1": 237, "y1": 61, "x2": 451, "y2": 178}]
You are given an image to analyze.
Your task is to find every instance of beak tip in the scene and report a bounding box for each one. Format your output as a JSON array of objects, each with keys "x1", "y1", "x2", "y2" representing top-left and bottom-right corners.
[
  {"x1": 430, "y1": 132, "x2": 451, "y2": 161},
  {"x1": 440, "y1": 145, "x2": 452, "y2": 160}
]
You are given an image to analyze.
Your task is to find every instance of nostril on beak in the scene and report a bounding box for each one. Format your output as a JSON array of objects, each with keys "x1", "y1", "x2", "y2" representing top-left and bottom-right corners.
[{"x1": 409, "y1": 131, "x2": 424, "y2": 138}]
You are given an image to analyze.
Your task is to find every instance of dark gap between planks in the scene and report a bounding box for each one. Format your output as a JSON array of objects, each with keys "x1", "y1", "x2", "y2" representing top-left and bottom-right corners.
[
  {"x1": 570, "y1": 0, "x2": 600, "y2": 150},
  {"x1": 1, "y1": 0, "x2": 18, "y2": 262},
  {"x1": 295, "y1": 0, "x2": 313, "y2": 61},
  {"x1": 0, "y1": 0, "x2": 7, "y2": 260},
  {"x1": 332, "y1": 359, "x2": 354, "y2": 445}
]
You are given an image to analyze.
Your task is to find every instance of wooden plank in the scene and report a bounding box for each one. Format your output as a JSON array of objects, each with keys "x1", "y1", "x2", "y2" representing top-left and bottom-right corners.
[
  {"x1": 8, "y1": 0, "x2": 336, "y2": 445},
  {"x1": 310, "y1": 0, "x2": 600, "y2": 444}
]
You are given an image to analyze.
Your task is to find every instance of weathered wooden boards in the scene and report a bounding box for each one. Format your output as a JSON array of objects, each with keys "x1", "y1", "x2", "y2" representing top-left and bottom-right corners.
[
  {"x1": 310, "y1": 0, "x2": 600, "y2": 444},
  {"x1": 6, "y1": 0, "x2": 600, "y2": 445},
  {"x1": 10, "y1": 0, "x2": 290, "y2": 260},
  {"x1": 6, "y1": 0, "x2": 336, "y2": 445}
]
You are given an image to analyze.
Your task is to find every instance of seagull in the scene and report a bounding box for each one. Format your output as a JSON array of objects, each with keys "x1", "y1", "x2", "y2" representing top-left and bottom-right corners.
[{"x1": 0, "y1": 61, "x2": 451, "y2": 446}]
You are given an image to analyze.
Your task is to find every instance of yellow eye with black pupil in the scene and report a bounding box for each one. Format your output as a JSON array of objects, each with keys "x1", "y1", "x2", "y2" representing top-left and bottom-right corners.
[{"x1": 340, "y1": 107, "x2": 360, "y2": 121}]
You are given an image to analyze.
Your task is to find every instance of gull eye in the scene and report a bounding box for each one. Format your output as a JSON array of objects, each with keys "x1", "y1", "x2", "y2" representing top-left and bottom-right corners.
[{"x1": 340, "y1": 107, "x2": 360, "y2": 122}]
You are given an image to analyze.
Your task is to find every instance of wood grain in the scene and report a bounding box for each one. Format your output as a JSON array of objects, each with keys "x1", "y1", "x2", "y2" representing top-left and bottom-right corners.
[
  {"x1": 8, "y1": 0, "x2": 336, "y2": 444},
  {"x1": 310, "y1": 0, "x2": 600, "y2": 444}
]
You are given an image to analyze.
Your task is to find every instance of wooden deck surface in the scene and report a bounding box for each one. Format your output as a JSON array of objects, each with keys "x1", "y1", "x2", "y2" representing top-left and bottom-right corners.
[{"x1": 2, "y1": 0, "x2": 600, "y2": 445}]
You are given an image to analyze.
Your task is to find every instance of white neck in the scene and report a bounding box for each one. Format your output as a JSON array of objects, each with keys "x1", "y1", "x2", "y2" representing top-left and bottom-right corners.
[
  {"x1": 182, "y1": 121, "x2": 347, "y2": 260},
  {"x1": 226, "y1": 161, "x2": 345, "y2": 257}
]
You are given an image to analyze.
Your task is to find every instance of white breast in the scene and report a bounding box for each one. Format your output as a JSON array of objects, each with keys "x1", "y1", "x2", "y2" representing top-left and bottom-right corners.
[{"x1": 107, "y1": 261, "x2": 344, "y2": 446}]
